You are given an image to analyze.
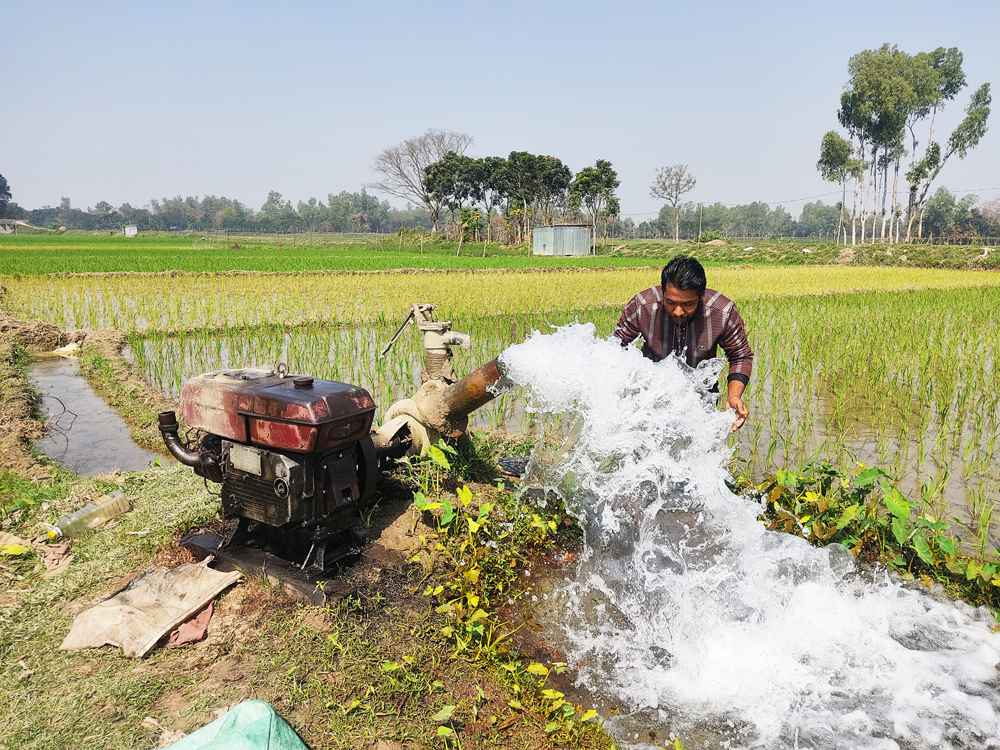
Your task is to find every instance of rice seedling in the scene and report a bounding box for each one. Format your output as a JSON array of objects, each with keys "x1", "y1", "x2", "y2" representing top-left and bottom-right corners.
[
  {"x1": 4, "y1": 257, "x2": 998, "y2": 560},
  {"x1": 4, "y1": 266, "x2": 999, "y2": 333},
  {"x1": 116, "y1": 284, "x2": 1000, "y2": 557}
]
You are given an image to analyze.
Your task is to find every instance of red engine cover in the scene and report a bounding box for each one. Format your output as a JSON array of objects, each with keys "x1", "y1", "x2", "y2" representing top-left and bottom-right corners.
[{"x1": 180, "y1": 369, "x2": 376, "y2": 454}]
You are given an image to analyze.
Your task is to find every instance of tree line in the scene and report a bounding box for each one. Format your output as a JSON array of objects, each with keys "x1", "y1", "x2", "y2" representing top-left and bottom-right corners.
[
  {"x1": 631, "y1": 200, "x2": 839, "y2": 240},
  {"x1": 368, "y1": 128, "x2": 621, "y2": 247},
  {"x1": 0, "y1": 190, "x2": 433, "y2": 234},
  {"x1": 817, "y1": 44, "x2": 991, "y2": 245}
]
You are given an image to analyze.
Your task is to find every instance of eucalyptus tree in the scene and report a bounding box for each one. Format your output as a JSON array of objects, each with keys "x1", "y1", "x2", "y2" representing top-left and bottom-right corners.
[
  {"x1": 832, "y1": 44, "x2": 991, "y2": 244},
  {"x1": 649, "y1": 164, "x2": 696, "y2": 242},
  {"x1": 906, "y1": 81, "x2": 991, "y2": 239},
  {"x1": 368, "y1": 128, "x2": 473, "y2": 233},
  {"x1": 838, "y1": 45, "x2": 914, "y2": 244}
]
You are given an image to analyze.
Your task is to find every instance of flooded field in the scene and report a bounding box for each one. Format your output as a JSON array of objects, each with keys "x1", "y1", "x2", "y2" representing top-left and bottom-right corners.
[{"x1": 117, "y1": 286, "x2": 1000, "y2": 553}]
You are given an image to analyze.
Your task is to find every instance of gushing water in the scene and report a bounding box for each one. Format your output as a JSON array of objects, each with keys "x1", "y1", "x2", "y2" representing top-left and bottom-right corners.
[{"x1": 498, "y1": 323, "x2": 1000, "y2": 750}]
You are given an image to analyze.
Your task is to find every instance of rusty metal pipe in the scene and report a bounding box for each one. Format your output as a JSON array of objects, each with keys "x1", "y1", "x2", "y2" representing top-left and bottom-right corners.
[{"x1": 439, "y1": 358, "x2": 505, "y2": 421}]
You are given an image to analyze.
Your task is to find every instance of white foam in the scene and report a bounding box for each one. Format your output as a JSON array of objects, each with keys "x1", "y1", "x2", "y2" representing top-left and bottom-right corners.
[{"x1": 499, "y1": 323, "x2": 1000, "y2": 749}]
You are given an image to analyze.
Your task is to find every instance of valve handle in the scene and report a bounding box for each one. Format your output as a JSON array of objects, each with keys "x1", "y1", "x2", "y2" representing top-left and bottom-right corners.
[{"x1": 379, "y1": 309, "x2": 416, "y2": 359}]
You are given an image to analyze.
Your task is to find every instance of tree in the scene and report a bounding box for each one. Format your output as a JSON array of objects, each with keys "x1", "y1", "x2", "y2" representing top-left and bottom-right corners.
[
  {"x1": 477, "y1": 156, "x2": 507, "y2": 243},
  {"x1": 797, "y1": 201, "x2": 843, "y2": 239},
  {"x1": 906, "y1": 82, "x2": 991, "y2": 238},
  {"x1": 497, "y1": 152, "x2": 542, "y2": 242},
  {"x1": 817, "y1": 131, "x2": 860, "y2": 244},
  {"x1": 534, "y1": 156, "x2": 572, "y2": 226},
  {"x1": 970, "y1": 197, "x2": 1000, "y2": 237},
  {"x1": 838, "y1": 45, "x2": 915, "y2": 244},
  {"x1": 650, "y1": 164, "x2": 696, "y2": 242},
  {"x1": 922, "y1": 188, "x2": 979, "y2": 239},
  {"x1": 259, "y1": 191, "x2": 299, "y2": 232},
  {"x1": 570, "y1": 160, "x2": 620, "y2": 252},
  {"x1": 831, "y1": 44, "x2": 991, "y2": 244},
  {"x1": 423, "y1": 151, "x2": 482, "y2": 233},
  {"x1": 0, "y1": 173, "x2": 11, "y2": 217},
  {"x1": 367, "y1": 128, "x2": 473, "y2": 233}
]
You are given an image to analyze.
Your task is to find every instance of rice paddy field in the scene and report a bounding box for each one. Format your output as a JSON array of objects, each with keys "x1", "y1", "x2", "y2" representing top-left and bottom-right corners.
[
  {"x1": 2, "y1": 238, "x2": 999, "y2": 558},
  {"x1": 0, "y1": 234, "x2": 664, "y2": 274}
]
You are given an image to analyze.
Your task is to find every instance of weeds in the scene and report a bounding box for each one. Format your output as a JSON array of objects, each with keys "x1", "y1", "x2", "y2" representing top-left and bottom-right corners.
[{"x1": 736, "y1": 461, "x2": 1000, "y2": 610}]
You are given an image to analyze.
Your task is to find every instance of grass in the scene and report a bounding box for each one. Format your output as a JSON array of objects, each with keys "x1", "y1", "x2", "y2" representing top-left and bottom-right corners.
[
  {"x1": 0, "y1": 322, "x2": 608, "y2": 749},
  {"x1": 112, "y1": 284, "x2": 1000, "y2": 562},
  {"x1": 3, "y1": 232, "x2": 1000, "y2": 747},
  {"x1": 76, "y1": 342, "x2": 187, "y2": 452},
  {"x1": 0, "y1": 234, "x2": 657, "y2": 275},
  {"x1": 0, "y1": 450, "x2": 614, "y2": 750},
  {"x1": 0, "y1": 340, "x2": 46, "y2": 473},
  {"x1": 1, "y1": 234, "x2": 997, "y2": 275}
]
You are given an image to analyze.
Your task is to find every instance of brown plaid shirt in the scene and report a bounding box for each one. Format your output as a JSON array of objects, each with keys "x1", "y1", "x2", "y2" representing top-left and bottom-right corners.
[{"x1": 612, "y1": 286, "x2": 754, "y2": 385}]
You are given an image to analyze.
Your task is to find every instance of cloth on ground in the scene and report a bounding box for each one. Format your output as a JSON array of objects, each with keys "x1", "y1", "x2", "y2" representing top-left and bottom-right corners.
[
  {"x1": 168, "y1": 601, "x2": 214, "y2": 648},
  {"x1": 60, "y1": 557, "x2": 241, "y2": 657},
  {"x1": 163, "y1": 700, "x2": 309, "y2": 750}
]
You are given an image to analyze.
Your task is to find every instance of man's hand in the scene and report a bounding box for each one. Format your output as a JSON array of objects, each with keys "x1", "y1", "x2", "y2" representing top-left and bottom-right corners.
[{"x1": 725, "y1": 381, "x2": 749, "y2": 434}]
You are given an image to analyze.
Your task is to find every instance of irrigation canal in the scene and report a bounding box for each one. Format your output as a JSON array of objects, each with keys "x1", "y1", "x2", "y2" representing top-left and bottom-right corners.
[{"x1": 30, "y1": 355, "x2": 169, "y2": 475}]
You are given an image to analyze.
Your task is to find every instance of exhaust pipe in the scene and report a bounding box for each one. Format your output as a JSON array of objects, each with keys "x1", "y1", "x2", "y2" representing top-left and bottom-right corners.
[{"x1": 158, "y1": 411, "x2": 223, "y2": 483}]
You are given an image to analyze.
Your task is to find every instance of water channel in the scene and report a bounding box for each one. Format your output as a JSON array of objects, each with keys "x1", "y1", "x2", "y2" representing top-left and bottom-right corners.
[{"x1": 30, "y1": 355, "x2": 168, "y2": 475}]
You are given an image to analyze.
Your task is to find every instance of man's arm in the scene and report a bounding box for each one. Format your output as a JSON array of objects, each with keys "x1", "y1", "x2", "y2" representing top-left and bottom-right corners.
[
  {"x1": 612, "y1": 295, "x2": 643, "y2": 347},
  {"x1": 726, "y1": 379, "x2": 749, "y2": 434},
  {"x1": 718, "y1": 304, "x2": 753, "y2": 433}
]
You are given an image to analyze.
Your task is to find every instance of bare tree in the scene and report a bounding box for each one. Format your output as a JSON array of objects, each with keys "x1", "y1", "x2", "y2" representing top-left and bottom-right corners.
[
  {"x1": 650, "y1": 165, "x2": 697, "y2": 242},
  {"x1": 367, "y1": 128, "x2": 473, "y2": 233}
]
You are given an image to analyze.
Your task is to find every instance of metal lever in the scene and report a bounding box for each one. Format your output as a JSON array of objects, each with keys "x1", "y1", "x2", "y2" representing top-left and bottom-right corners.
[{"x1": 380, "y1": 309, "x2": 416, "y2": 359}]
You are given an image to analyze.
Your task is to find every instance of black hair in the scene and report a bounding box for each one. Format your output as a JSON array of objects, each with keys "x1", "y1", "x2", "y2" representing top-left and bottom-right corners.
[{"x1": 661, "y1": 255, "x2": 707, "y2": 295}]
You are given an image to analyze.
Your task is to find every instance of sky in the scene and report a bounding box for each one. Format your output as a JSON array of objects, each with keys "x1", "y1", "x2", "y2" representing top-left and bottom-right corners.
[{"x1": 5, "y1": 0, "x2": 999, "y2": 221}]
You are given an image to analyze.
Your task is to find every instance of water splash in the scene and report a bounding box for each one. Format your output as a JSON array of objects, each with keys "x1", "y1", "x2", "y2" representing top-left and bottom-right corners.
[{"x1": 499, "y1": 323, "x2": 1000, "y2": 750}]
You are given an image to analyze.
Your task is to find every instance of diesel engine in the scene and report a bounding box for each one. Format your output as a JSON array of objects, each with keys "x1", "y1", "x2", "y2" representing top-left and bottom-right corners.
[{"x1": 158, "y1": 368, "x2": 377, "y2": 572}]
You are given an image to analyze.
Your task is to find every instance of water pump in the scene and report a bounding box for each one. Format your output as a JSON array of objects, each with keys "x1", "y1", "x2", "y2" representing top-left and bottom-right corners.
[
  {"x1": 159, "y1": 367, "x2": 377, "y2": 572},
  {"x1": 159, "y1": 305, "x2": 507, "y2": 572}
]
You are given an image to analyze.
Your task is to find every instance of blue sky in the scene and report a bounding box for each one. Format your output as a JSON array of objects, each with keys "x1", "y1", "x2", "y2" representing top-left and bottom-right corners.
[{"x1": 5, "y1": 0, "x2": 999, "y2": 219}]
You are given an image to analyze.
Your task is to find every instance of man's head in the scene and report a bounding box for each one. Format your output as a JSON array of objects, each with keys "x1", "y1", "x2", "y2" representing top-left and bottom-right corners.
[{"x1": 660, "y1": 255, "x2": 706, "y2": 324}]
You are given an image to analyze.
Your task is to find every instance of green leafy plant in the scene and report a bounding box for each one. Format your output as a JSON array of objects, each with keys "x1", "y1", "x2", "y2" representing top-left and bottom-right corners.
[{"x1": 738, "y1": 461, "x2": 1000, "y2": 611}]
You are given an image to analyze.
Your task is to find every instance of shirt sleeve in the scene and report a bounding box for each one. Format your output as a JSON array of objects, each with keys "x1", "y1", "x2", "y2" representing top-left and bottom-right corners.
[
  {"x1": 719, "y1": 304, "x2": 753, "y2": 385},
  {"x1": 612, "y1": 296, "x2": 642, "y2": 347}
]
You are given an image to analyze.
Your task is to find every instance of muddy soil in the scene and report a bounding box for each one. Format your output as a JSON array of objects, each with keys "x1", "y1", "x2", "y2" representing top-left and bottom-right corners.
[{"x1": 0, "y1": 339, "x2": 47, "y2": 474}]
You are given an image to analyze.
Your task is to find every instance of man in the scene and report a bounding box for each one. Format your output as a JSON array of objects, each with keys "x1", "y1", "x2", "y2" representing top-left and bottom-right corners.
[{"x1": 612, "y1": 255, "x2": 753, "y2": 433}]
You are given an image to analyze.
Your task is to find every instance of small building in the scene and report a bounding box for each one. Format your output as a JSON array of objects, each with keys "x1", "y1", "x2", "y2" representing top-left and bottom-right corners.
[
  {"x1": 532, "y1": 224, "x2": 591, "y2": 256},
  {"x1": 123, "y1": 225, "x2": 138, "y2": 237}
]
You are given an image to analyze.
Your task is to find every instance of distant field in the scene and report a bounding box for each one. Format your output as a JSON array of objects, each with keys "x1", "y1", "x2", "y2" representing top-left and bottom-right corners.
[
  {"x1": 2, "y1": 234, "x2": 996, "y2": 275},
  {"x1": 0, "y1": 234, "x2": 663, "y2": 274}
]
